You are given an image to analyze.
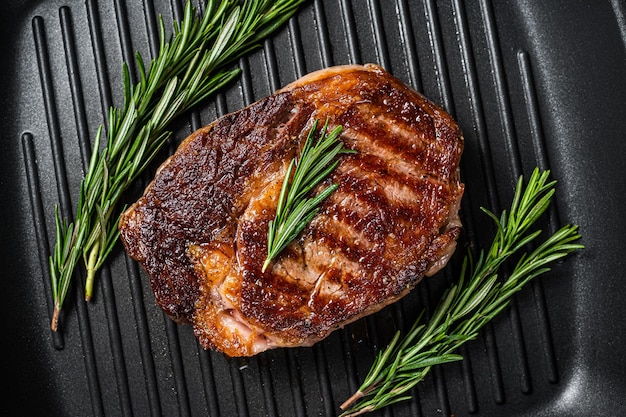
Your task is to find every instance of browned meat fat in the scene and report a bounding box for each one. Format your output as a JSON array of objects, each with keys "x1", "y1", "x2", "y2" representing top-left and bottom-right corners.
[{"x1": 119, "y1": 64, "x2": 464, "y2": 357}]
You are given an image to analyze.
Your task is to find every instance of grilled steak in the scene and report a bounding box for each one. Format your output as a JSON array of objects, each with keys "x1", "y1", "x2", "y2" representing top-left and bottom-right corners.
[{"x1": 119, "y1": 64, "x2": 464, "y2": 356}]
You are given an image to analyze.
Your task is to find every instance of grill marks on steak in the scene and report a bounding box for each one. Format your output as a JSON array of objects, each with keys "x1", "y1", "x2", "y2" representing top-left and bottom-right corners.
[
  {"x1": 122, "y1": 95, "x2": 311, "y2": 320},
  {"x1": 119, "y1": 64, "x2": 464, "y2": 356}
]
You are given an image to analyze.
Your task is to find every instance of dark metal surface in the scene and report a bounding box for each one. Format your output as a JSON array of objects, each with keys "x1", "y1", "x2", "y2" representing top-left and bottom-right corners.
[{"x1": 2, "y1": 1, "x2": 625, "y2": 416}]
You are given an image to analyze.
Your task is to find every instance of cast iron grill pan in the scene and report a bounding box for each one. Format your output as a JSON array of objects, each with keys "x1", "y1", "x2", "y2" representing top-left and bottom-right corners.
[{"x1": 2, "y1": 1, "x2": 625, "y2": 416}]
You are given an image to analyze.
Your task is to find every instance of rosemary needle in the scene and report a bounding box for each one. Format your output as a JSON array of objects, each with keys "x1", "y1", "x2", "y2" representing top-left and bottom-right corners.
[
  {"x1": 263, "y1": 119, "x2": 356, "y2": 273},
  {"x1": 340, "y1": 168, "x2": 583, "y2": 416},
  {"x1": 48, "y1": 0, "x2": 304, "y2": 331}
]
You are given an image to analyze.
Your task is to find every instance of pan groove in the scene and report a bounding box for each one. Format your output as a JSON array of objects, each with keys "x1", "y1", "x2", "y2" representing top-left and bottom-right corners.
[
  {"x1": 517, "y1": 50, "x2": 560, "y2": 384},
  {"x1": 113, "y1": 0, "x2": 137, "y2": 84},
  {"x1": 229, "y1": 357, "x2": 251, "y2": 416},
  {"x1": 286, "y1": 350, "x2": 307, "y2": 417},
  {"x1": 165, "y1": 317, "x2": 193, "y2": 417},
  {"x1": 478, "y1": 0, "x2": 533, "y2": 395},
  {"x1": 313, "y1": 0, "x2": 333, "y2": 67},
  {"x1": 100, "y1": 265, "x2": 134, "y2": 416},
  {"x1": 423, "y1": 0, "x2": 454, "y2": 112},
  {"x1": 126, "y1": 257, "x2": 164, "y2": 416},
  {"x1": 60, "y1": 6, "x2": 92, "y2": 171},
  {"x1": 22, "y1": 132, "x2": 65, "y2": 350},
  {"x1": 314, "y1": 344, "x2": 335, "y2": 416},
  {"x1": 85, "y1": 0, "x2": 114, "y2": 117},
  {"x1": 451, "y1": 0, "x2": 506, "y2": 405},
  {"x1": 339, "y1": 0, "x2": 360, "y2": 63},
  {"x1": 32, "y1": 16, "x2": 71, "y2": 217},
  {"x1": 33, "y1": 14, "x2": 106, "y2": 416},
  {"x1": 397, "y1": 0, "x2": 422, "y2": 91},
  {"x1": 366, "y1": 0, "x2": 390, "y2": 70}
]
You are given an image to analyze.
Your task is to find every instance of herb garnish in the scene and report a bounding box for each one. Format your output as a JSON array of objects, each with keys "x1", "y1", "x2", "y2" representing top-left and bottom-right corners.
[
  {"x1": 263, "y1": 119, "x2": 356, "y2": 272},
  {"x1": 48, "y1": 0, "x2": 304, "y2": 331},
  {"x1": 340, "y1": 168, "x2": 583, "y2": 416}
]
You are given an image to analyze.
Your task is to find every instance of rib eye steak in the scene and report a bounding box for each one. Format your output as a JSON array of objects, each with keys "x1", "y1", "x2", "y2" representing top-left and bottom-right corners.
[{"x1": 119, "y1": 64, "x2": 464, "y2": 357}]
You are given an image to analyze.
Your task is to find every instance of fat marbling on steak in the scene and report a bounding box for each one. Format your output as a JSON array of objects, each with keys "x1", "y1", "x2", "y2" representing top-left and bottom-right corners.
[{"x1": 119, "y1": 64, "x2": 464, "y2": 356}]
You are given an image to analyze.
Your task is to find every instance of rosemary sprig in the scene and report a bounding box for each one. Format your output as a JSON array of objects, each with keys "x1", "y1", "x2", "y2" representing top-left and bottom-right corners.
[
  {"x1": 49, "y1": 0, "x2": 304, "y2": 331},
  {"x1": 340, "y1": 168, "x2": 583, "y2": 416},
  {"x1": 262, "y1": 119, "x2": 356, "y2": 272}
]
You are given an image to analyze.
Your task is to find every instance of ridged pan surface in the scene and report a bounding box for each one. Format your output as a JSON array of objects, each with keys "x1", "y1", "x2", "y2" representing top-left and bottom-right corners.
[{"x1": 1, "y1": 1, "x2": 624, "y2": 416}]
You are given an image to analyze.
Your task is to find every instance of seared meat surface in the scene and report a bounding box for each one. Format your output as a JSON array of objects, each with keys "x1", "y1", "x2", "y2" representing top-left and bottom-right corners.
[{"x1": 119, "y1": 64, "x2": 464, "y2": 356}]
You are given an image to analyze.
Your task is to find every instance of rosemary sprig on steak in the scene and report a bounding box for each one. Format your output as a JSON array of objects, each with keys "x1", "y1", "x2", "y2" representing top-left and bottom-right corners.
[
  {"x1": 340, "y1": 168, "x2": 583, "y2": 416},
  {"x1": 48, "y1": 0, "x2": 304, "y2": 331},
  {"x1": 263, "y1": 119, "x2": 356, "y2": 272}
]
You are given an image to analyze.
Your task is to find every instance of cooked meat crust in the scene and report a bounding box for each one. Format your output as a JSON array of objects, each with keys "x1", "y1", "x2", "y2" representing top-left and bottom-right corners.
[{"x1": 119, "y1": 64, "x2": 464, "y2": 356}]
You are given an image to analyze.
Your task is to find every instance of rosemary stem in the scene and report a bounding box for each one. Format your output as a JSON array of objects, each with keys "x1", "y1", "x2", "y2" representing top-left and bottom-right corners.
[
  {"x1": 85, "y1": 241, "x2": 99, "y2": 302},
  {"x1": 261, "y1": 258, "x2": 272, "y2": 273},
  {"x1": 343, "y1": 406, "x2": 374, "y2": 417},
  {"x1": 340, "y1": 391, "x2": 364, "y2": 410},
  {"x1": 51, "y1": 302, "x2": 61, "y2": 332}
]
